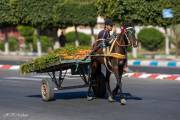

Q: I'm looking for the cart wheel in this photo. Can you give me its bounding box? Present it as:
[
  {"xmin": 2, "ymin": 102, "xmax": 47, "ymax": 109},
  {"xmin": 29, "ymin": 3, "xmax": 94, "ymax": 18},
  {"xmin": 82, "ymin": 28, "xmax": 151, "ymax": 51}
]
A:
[
  {"xmin": 41, "ymin": 78, "xmax": 55, "ymax": 101},
  {"xmin": 92, "ymin": 72, "xmax": 106, "ymax": 98}
]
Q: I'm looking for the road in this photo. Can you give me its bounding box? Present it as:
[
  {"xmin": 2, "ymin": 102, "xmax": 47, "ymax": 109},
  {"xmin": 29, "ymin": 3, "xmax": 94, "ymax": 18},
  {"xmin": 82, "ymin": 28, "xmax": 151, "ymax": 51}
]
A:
[{"xmin": 0, "ymin": 69, "xmax": 180, "ymax": 120}]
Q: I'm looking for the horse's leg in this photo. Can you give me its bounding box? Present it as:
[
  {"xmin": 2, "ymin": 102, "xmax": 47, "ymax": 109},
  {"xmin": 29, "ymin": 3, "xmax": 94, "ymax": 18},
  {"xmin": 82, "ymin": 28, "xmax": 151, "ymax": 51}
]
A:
[
  {"xmin": 118, "ymin": 63, "xmax": 127, "ymax": 105},
  {"xmin": 113, "ymin": 63, "xmax": 126, "ymax": 105},
  {"xmin": 87, "ymin": 60, "xmax": 97, "ymax": 101},
  {"xmin": 111, "ymin": 60, "xmax": 120, "ymax": 98},
  {"xmin": 105, "ymin": 69, "xmax": 115, "ymax": 102}
]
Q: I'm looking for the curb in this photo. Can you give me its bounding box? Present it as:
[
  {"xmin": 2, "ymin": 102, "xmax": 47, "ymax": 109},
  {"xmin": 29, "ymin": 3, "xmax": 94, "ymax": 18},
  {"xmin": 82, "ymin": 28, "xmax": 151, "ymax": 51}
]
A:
[
  {"xmin": 0, "ymin": 65, "xmax": 20, "ymax": 70},
  {"xmin": 123, "ymin": 73, "xmax": 180, "ymax": 81},
  {"xmin": 128, "ymin": 60, "xmax": 180, "ymax": 67}
]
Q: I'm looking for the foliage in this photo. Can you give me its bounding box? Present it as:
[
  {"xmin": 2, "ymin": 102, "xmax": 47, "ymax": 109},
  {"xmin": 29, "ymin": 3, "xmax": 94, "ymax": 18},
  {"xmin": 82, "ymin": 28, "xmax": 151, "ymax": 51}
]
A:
[
  {"xmin": 96, "ymin": 0, "xmax": 180, "ymax": 26},
  {"xmin": 17, "ymin": 25, "xmax": 35, "ymax": 44},
  {"xmin": 0, "ymin": 41, "xmax": 4, "ymax": 51},
  {"xmin": 66, "ymin": 32, "xmax": 91, "ymax": 46},
  {"xmin": 138, "ymin": 28, "xmax": 165, "ymax": 51},
  {"xmin": 9, "ymin": 0, "xmax": 58, "ymax": 28},
  {"xmin": 8, "ymin": 37, "xmax": 19, "ymax": 51},
  {"xmin": 53, "ymin": 0, "xmax": 97, "ymax": 27},
  {"xmin": 20, "ymin": 53, "xmax": 59, "ymax": 74},
  {"xmin": 0, "ymin": 0, "xmax": 19, "ymax": 27},
  {"xmin": 33, "ymin": 36, "xmax": 54, "ymax": 52}
]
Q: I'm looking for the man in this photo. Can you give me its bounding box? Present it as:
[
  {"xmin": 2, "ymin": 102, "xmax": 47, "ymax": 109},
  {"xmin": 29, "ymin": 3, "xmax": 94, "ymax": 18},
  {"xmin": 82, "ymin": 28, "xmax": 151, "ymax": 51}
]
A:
[
  {"xmin": 83, "ymin": 19, "xmax": 114, "ymax": 61},
  {"xmin": 98, "ymin": 19, "xmax": 114, "ymax": 42},
  {"xmin": 90, "ymin": 19, "xmax": 114, "ymax": 55},
  {"xmin": 58, "ymin": 31, "xmax": 67, "ymax": 47}
]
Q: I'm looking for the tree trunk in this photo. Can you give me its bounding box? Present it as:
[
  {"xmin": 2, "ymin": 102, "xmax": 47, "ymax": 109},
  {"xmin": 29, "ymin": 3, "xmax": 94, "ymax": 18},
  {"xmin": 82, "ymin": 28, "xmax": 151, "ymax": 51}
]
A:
[
  {"xmin": 164, "ymin": 27, "xmax": 170, "ymax": 55},
  {"xmin": 172, "ymin": 26, "xmax": 180, "ymax": 57},
  {"xmin": 90, "ymin": 26, "xmax": 95, "ymax": 46},
  {"xmin": 132, "ymin": 48, "xmax": 137, "ymax": 58},
  {"xmin": 53, "ymin": 28, "xmax": 59, "ymax": 49},
  {"xmin": 74, "ymin": 26, "xmax": 79, "ymax": 47},
  {"xmin": 35, "ymin": 29, "xmax": 42, "ymax": 56},
  {"xmin": 4, "ymin": 30, "xmax": 9, "ymax": 55}
]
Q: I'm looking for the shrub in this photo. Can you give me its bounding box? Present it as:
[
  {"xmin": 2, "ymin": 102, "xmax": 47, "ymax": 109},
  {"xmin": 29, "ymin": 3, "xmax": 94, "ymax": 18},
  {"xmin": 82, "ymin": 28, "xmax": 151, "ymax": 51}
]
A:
[
  {"xmin": 138, "ymin": 27, "xmax": 165, "ymax": 51},
  {"xmin": 17, "ymin": 25, "xmax": 35, "ymax": 44},
  {"xmin": 33, "ymin": 36, "xmax": 54, "ymax": 52},
  {"xmin": 8, "ymin": 37, "xmax": 19, "ymax": 51},
  {"xmin": 66, "ymin": 32, "xmax": 91, "ymax": 46},
  {"xmin": 0, "ymin": 41, "xmax": 4, "ymax": 51}
]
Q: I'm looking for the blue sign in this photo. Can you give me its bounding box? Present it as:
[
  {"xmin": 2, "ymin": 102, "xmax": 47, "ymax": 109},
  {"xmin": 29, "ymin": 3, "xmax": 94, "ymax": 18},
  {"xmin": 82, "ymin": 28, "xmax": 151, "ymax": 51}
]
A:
[{"xmin": 163, "ymin": 9, "xmax": 173, "ymax": 18}]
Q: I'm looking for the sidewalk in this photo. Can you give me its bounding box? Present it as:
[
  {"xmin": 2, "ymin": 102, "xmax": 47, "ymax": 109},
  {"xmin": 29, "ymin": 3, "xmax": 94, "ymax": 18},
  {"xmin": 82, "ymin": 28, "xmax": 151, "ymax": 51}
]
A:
[
  {"xmin": 0, "ymin": 53, "xmax": 37, "ymax": 62},
  {"xmin": 128, "ymin": 60, "xmax": 180, "ymax": 67}
]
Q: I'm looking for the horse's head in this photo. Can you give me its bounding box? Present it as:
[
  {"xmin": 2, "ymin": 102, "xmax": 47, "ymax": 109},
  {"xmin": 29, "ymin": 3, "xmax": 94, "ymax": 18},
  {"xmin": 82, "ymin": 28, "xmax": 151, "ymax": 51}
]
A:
[{"xmin": 122, "ymin": 23, "xmax": 138, "ymax": 48}]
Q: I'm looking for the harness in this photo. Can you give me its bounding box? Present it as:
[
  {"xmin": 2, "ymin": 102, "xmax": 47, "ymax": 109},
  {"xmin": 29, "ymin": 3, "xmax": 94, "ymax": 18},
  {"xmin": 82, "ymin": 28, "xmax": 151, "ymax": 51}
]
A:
[{"xmin": 100, "ymin": 26, "xmax": 135, "ymax": 72}]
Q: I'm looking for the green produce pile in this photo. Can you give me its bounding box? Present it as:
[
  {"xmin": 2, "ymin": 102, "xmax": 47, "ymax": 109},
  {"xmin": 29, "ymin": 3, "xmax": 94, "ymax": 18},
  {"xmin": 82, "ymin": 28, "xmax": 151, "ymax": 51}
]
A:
[
  {"xmin": 20, "ymin": 53, "xmax": 60, "ymax": 74},
  {"xmin": 20, "ymin": 46, "xmax": 90, "ymax": 74}
]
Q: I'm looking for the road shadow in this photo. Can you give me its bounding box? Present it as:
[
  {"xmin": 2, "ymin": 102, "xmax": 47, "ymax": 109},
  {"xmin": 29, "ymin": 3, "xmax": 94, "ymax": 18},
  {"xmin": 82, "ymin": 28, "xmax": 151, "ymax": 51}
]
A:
[
  {"xmin": 27, "ymin": 91, "xmax": 88, "ymax": 100},
  {"xmin": 27, "ymin": 92, "xmax": 142, "ymax": 101},
  {"xmin": 114, "ymin": 93, "xmax": 143, "ymax": 101}
]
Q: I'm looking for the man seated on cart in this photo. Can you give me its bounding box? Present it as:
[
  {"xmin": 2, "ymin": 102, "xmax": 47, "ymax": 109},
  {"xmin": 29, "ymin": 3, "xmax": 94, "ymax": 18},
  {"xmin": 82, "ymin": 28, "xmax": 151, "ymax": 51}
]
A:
[{"xmin": 92, "ymin": 19, "xmax": 114, "ymax": 53}]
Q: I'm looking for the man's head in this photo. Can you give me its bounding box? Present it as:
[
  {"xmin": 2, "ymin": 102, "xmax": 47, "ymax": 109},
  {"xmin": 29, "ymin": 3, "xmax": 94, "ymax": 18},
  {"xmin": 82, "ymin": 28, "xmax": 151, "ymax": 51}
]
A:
[{"xmin": 105, "ymin": 19, "xmax": 114, "ymax": 31}]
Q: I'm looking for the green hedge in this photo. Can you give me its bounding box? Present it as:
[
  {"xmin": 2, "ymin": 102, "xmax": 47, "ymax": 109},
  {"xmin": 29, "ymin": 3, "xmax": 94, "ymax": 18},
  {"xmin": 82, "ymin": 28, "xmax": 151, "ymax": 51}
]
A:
[
  {"xmin": 138, "ymin": 28, "xmax": 165, "ymax": 51},
  {"xmin": 0, "ymin": 41, "xmax": 4, "ymax": 51},
  {"xmin": 66, "ymin": 32, "xmax": 91, "ymax": 46},
  {"xmin": 0, "ymin": 38, "xmax": 19, "ymax": 51},
  {"xmin": 33, "ymin": 36, "xmax": 54, "ymax": 52},
  {"xmin": 8, "ymin": 37, "xmax": 19, "ymax": 51}
]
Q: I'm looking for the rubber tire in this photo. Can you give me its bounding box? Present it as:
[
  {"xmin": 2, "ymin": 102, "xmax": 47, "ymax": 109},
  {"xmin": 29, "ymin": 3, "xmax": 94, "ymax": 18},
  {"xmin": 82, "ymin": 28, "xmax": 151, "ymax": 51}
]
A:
[
  {"xmin": 92, "ymin": 72, "xmax": 106, "ymax": 98},
  {"xmin": 41, "ymin": 78, "xmax": 55, "ymax": 101}
]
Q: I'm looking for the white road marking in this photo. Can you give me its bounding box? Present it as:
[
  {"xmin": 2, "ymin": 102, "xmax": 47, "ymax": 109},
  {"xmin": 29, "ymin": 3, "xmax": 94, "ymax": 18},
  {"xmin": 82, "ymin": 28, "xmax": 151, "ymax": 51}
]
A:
[
  {"xmin": 4, "ymin": 75, "xmax": 80, "ymax": 81},
  {"xmin": 4, "ymin": 77, "xmax": 42, "ymax": 81}
]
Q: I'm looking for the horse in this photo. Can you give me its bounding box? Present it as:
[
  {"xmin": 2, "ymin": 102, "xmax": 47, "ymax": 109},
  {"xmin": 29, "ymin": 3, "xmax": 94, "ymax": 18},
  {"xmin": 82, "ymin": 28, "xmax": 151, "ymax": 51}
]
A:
[{"xmin": 87, "ymin": 24, "xmax": 138, "ymax": 105}]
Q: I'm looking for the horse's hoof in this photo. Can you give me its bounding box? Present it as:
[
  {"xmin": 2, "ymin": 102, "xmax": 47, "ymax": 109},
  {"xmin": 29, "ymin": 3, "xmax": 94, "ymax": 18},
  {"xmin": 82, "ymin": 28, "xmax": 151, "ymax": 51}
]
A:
[
  {"xmin": 87, "ymin": 96, "xmax": 93, "ymax": 101},
  {"xmin": 108, "ymin": 96, "xmax": 115, "ymax": 102},
  {"xmin": 120, "ymin": 98, "xmax": 126, "ymax": 105}
]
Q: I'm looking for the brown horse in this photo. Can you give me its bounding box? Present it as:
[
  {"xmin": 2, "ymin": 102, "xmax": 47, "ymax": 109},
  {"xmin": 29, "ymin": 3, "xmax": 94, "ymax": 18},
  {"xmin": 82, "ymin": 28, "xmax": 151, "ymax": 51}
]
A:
[{"xmin": 88, "ymin": 24, "xmax": 138, "ymax": 105}]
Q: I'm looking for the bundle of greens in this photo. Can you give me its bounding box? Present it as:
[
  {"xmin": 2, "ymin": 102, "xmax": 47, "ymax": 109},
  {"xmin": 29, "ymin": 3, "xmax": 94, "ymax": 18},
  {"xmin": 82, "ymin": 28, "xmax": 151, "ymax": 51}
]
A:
[
  {"xmin": 20, "ymin": 46, "xmax": 90, "ymax": 74},
  {"xmin": 20, "ymin": 53, "xmax": 60, "ymax": 74}
]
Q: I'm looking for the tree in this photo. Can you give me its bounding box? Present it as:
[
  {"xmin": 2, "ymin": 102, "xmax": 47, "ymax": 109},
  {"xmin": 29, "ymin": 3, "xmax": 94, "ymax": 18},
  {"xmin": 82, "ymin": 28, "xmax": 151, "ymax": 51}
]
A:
[
  {"xmin": 17, "ymin": 25, "xmax": 35, "ymax": 51},
  {"xmin": 54, "ymin": 0, "xmax": 97, "ymax": 46},
  {"xmin": 96, "ymin": 0, "xmax": 180, "ymax": 26},
  {"xmin": 0, "ymin": 0, "xmax": 19, "ymax": 54},
  {"xmin": 10, "ymin": 0, "xmax": 58, "ymax": 55}
]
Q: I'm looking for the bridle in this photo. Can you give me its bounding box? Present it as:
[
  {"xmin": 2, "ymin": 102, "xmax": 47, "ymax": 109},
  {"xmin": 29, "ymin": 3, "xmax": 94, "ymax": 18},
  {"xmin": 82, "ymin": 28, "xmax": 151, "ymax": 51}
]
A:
[{"xmin": 115, "ymin": 26, "xmax": 136, "ymax": 47}]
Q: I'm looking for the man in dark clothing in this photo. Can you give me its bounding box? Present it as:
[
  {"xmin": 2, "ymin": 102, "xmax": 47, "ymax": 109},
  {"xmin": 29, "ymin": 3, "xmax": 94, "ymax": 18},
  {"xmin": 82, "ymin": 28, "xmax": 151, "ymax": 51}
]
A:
[
  {"xmin": 92, "ymin": 19, "xmax": 114, "ymax": 52},
  {"xmin": 59, "ymin": 31, "xmax": 67, "ymax": 47},
  {"xmin": 97, "ymin": 19, "xmax": 114, "ymax": 47},
  {"xmin": 83, "ymin": 19, "xmax": 114, "ymax": 60}
]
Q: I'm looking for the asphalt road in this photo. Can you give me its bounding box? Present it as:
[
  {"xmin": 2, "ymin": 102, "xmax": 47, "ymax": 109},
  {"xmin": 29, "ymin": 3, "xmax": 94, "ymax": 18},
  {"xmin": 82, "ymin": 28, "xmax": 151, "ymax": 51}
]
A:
[{"xmin": 0, "ymin": 69, "xmax": 180, "ymax": 120}]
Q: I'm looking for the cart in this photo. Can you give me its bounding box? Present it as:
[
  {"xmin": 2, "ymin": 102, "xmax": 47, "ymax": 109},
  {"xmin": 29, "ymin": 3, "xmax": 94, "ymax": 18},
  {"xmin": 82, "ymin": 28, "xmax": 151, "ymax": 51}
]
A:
[{"xmin": 35, "ymin": 59, "xmax": 106, "ymax": 101}]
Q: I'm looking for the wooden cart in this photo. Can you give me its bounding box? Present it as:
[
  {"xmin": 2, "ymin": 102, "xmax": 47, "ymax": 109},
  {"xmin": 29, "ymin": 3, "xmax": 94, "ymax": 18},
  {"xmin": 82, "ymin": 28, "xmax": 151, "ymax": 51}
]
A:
[{"xmin": 34, "ymin": 59, "xmax": 106, "ymax": 101}]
